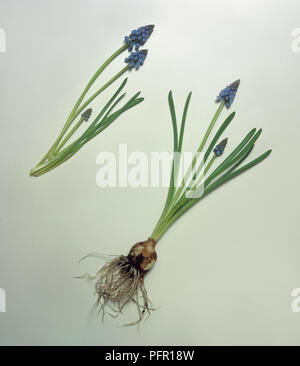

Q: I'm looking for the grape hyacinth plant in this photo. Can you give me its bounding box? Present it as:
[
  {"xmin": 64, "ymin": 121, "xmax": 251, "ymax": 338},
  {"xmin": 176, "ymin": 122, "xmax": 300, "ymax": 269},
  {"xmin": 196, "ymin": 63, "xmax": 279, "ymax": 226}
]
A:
[
  {"xmin": 30, "ymin": 25, "xmax": 154, "ymax": 177},
  {"xmin": 79, "ymin": 80, "xmax": 272, "ymax": 326}
]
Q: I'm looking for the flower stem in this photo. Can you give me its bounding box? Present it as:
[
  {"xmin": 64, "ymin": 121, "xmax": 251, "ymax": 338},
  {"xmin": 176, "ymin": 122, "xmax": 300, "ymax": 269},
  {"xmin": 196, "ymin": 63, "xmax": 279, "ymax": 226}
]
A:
[
  {"xmin": 198, "ymin": 101, "xmax": 225, "ymax": 153},
  {"xmin": 71, "ymin": 65, "xmax": 130, "ymax": 123},
  {"xmin": 31, "ymin": 65, "xmax": 130, "ymax": 175},
  {"xmin": 70, "ymin": 43, "xmax": 129, "ymax": 121},
  {"xmin": 34, "ymin": 43, "xmax": 129, "ymax": 167},
  {"xmin": 55, "ymin": 116, "xmax": 85, "ymax": 153},
  {"xmin": 47, "ymin": 65, "xmax": 130, "ymax": 159}
]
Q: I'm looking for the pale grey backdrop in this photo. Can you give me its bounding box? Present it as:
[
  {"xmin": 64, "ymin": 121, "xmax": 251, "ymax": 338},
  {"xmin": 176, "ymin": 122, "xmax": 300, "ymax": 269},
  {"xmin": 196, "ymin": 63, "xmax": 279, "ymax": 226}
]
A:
[{"xmin": 1, "ymin": 0, "xmax": 300, "ymax": 345}]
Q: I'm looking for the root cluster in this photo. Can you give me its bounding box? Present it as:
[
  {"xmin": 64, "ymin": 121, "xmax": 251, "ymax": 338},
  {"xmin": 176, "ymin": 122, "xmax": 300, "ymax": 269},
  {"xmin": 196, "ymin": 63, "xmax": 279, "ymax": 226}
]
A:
[{"xmin": 79, "ymin": 255, "xmax": 152, "ymax": 326}]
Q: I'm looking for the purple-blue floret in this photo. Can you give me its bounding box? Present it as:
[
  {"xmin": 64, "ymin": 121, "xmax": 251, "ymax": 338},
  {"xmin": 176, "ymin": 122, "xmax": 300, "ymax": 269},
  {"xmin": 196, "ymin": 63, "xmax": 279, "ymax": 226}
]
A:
[
  {"xmin": 213, "ymin": 138, "xmax": 228, "ymax": 157},
  {"xmin": 125, "ymin": 25, "xmax": 154, "ymax": 51},
  {"xmin": 125, "ymin": 50, "xmax": 148, "ymax": 70},
  {"xmin": 216, "ymin": 80, "xmax": 240, "ymax": 109}
]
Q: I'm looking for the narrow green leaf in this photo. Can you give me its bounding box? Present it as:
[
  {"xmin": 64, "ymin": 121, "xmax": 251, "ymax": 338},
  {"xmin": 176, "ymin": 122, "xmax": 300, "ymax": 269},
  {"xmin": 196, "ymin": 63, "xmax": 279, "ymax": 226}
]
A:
[
  {"xmin": 178, "ymin": 92, "xmax": 192, "ymax": 153},
  {"xmin": 204, "ymin": 112, "xmax": 235, "ymax": 162},
  {"xmin": 80, "ymin": 78, "xmax": 128, "ymax": 139},
  {"xmin": 168, "ymin": 91, "xmax": 178, "ymax": 153},
  {"xmin": 226, "ymin": 144, "xmax": 254, "ymax": 175},
  {"xmin": 159, "ymin": 149, "xmax": 272, "ymax": 237},
  {"xmin": 205, "ymin": 128, "xmax": 257, "ymax": 183},
  {"xmin": 204, "ymin": 149, "xmax": 272, "ymax": 196},
  {"xmin": 91, "ymin": 96, "xmax": 144, "ymax": 138}
]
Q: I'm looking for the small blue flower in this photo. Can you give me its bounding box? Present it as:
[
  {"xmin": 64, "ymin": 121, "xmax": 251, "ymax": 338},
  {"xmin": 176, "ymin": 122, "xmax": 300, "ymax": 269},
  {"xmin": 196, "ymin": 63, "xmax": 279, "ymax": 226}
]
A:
[
  {"xmin": 213, "ymin": 138, "xmax": 228, "ymax": 157},
  {"xmin": 125, "ymin": 25, "xmax": 154, "ymax": 51},
  {"xmin": 125, "ymin": 50, "xmax": 148, "ymax": 70},
  {"xmin": 216, "ymin": 80, "xmax": 240, "ymax": 109}
]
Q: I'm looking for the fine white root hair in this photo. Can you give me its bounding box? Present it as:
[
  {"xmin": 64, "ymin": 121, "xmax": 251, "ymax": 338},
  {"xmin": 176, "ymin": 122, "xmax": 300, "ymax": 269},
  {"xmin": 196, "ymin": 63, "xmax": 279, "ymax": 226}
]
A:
[{"xmin": 77, "ymin": 254, "xmax": 153, "ymax": 326}]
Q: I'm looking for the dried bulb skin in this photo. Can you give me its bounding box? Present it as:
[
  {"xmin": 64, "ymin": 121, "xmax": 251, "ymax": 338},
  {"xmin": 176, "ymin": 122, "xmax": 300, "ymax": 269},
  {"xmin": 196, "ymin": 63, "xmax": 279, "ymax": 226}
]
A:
[{"xmin": 127, "ymin": 238, "xmax": 157, "ymax": 272}]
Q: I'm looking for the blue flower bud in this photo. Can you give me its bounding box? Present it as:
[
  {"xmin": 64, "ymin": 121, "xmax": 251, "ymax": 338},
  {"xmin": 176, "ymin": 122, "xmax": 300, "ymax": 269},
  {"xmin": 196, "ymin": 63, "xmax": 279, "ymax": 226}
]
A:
[
  {"xmin": 213, "ymin": 138, "xmax": 228, "ymax": 156},
  {"xmin": 125, "ymin": 49, "xmax": 148, "ymax": 70},
  {"xmin": 81, "ymin": 108, "xmax": 92, "ymax": 122}
]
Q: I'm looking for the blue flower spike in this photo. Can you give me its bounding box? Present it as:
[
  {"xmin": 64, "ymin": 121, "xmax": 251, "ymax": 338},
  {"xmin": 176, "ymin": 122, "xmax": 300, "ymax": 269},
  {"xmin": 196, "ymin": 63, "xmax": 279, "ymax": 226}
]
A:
[
  {"xmin": 125, "ymin": 50, "xmax": 148, "ymax": 70},
  {"xmin": 125, "ymin": 25, "xmax": 155, "ymax": 51},
  {"xmin": 216, "ymin": 79, "xmax": 240, "ymax": 109},
  {"xmin": 213, "ymin": 138, "xmax": 228, "ymax": 157}
]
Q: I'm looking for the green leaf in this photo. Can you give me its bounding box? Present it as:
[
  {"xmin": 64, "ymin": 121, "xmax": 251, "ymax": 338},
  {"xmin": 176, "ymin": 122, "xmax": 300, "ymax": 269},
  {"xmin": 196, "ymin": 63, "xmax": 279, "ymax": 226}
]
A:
[
  {"xmin": 80, "ymin": 78, "xmax": 128, "ymax": 140},
  {"xmin": 226, "ymin": 144, "xmax": 254, "ymax": 174},
  {"xmin": 178, "ymin": 92, "xmax": 192, "ymax": 153},
  {"xmin": 157, "ymin": 149, "xmax": 272, "ymax": 239},
  {"xmin": 204, "ymin": 112, "xmax": 235, "ymax": 162},
  {"xmin": 205, "ymin": 128, "xmax": 257, "ymax": 184},
  {"xmin": 204, "ymin": 149, "xmax": 272, "ymax": 196},
  {"xmin": 168, "ymin": 91, "xmax": 178, "ymax": 153}
]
